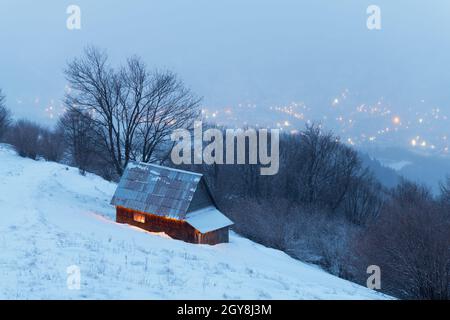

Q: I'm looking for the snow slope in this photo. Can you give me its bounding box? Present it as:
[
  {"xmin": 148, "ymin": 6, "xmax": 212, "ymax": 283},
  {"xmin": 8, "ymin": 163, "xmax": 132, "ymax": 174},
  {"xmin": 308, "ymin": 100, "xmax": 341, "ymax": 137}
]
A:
[{"xmin": 0, "ymin": 145, "xmax": 388, "ymax": 299}]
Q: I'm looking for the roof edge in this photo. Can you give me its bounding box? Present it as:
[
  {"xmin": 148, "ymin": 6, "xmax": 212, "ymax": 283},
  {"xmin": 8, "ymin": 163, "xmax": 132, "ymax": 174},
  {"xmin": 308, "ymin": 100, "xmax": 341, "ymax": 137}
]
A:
[{"xmin": 128, "ymin": 161, "xmax": 203, "ymax": 177}]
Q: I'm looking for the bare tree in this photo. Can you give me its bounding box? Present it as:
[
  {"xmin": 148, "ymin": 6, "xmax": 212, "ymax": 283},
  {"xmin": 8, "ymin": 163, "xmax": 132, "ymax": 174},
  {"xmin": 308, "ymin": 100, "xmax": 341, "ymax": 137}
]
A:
[
  {"xmin": 64, "ymin": 47, "xmax": 123, "ymax": 174},
  {"xmin": 64, "ymin": 47, "xmax": 200, "ymax": 176},
  {"xmin": 343, "ymin": 172, "xmax": 384, "ymax": 225},
  {"xmin": 0, "ymin": 89, "xmax": 12, "ymax": 141},
  {"xmin": 298, "ymin": 125, "xmax": 340, "ymax": 204},
  {"xmin": 131, "ymin": 68, "xmax": 200, "ymax": 163},
  {"xmin": 58, "ymin": 109, "xmax": 99, "ymax": 174},
  {"xmin": 279, "ymin": 124, "xmax": 363, "ymax": 212},
  {"xmin": 38, "ymin": 128, "xmax": 66, "ymax": 162},
  {"xmin": 355, "ymin": 181, "xmax": 450, "ymax": 299}
]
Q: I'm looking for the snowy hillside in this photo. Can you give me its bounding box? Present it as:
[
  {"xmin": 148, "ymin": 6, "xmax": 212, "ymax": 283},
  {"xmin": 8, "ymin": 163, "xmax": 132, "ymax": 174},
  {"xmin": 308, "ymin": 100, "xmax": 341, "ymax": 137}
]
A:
[{"xmin": 0, "ymin": 144, "xmax": 388, "ymax": 299}]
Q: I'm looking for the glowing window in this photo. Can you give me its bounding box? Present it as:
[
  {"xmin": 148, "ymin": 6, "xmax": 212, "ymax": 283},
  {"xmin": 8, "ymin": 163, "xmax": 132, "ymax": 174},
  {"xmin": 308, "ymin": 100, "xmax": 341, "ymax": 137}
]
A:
[{"xmin": 133, "ymin": 213, "xmax": 146, "ymax": 223}]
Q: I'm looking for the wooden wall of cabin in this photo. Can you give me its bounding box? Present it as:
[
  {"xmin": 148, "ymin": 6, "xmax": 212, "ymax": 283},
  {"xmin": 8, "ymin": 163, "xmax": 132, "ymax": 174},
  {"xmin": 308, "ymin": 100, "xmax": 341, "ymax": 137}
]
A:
[
  {"xmin": 116, "ymin": 206, "xmax": 198, "ymax": 243},
  {"xmin": 199, "ymin": 227, "xmax": 229, "ymax": 245},
  {"xmin": 116, "ymin": 206, "xmax": 230, "ymax": 245}
]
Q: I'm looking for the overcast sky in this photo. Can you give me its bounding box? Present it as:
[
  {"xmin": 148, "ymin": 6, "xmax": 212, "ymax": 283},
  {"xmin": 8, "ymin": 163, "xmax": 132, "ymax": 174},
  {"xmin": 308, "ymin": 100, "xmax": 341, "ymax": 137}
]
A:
[{"xmin": 1, "ymin": 0, "xmax": 450, "ymax": 127}]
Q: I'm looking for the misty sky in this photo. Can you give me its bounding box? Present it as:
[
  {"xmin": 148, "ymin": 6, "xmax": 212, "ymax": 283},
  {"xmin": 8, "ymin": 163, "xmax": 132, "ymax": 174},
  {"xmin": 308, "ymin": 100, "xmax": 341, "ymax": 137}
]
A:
[{"xmin": 1, "ymin": 0, "xmax": 450, "ymax": 140}]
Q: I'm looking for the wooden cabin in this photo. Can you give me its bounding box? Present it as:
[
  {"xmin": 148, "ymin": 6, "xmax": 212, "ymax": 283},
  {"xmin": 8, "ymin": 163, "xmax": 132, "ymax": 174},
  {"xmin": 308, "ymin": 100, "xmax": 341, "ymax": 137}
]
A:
[{"xmin": 110, "ymin": 162, "xmax": 233, "ymax": 245}]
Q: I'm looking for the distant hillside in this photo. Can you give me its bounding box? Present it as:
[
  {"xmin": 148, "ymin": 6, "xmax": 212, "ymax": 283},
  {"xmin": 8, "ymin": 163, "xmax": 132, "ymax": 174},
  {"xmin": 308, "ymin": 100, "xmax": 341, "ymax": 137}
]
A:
[
  {"xmin": 361, "ymin": 147, "xmax": 450, "ymax": 193},
  {"xmin": 359, "ymin": 152, "xmax": 401, "ymax": 189}
]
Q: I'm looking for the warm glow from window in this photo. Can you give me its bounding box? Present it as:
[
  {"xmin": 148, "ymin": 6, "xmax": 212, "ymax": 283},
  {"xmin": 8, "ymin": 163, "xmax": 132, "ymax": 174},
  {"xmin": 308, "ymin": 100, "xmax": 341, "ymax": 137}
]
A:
[{"xmin": 133, "ymin": 213, "xmax": 146, "ymax": 223}]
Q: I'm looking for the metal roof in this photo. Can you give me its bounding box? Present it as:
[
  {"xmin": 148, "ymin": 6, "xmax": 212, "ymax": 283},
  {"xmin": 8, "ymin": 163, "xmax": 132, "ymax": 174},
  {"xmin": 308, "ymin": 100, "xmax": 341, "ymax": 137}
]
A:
[
  {"xmin": 185, "ymin": 206, "xmax": 234, "ymax": 233},
  {"xmin": 111, "ymin": 162, "xmax": 202, "ymax": 219}
]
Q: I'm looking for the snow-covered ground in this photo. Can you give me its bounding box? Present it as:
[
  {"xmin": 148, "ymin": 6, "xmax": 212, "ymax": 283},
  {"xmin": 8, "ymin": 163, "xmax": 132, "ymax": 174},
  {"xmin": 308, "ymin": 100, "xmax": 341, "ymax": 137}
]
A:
[{"xmin": 0, "ymin": 144, "xmax": 388, "ymax": 299}]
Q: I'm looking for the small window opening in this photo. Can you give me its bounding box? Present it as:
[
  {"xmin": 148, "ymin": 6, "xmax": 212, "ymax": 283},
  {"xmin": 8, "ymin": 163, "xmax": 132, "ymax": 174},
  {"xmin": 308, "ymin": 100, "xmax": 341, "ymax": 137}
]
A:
[{"xmin": 133, "ymin": 213, "xmax": 146, "ymax": 223}]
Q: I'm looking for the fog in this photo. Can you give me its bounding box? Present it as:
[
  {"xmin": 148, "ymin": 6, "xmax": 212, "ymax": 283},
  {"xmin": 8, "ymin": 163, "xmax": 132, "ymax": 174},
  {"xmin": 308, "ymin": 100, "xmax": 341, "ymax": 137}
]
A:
[{"xmin": 1, "ymin": 0, "xmax": 449, "ymax": 132}]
